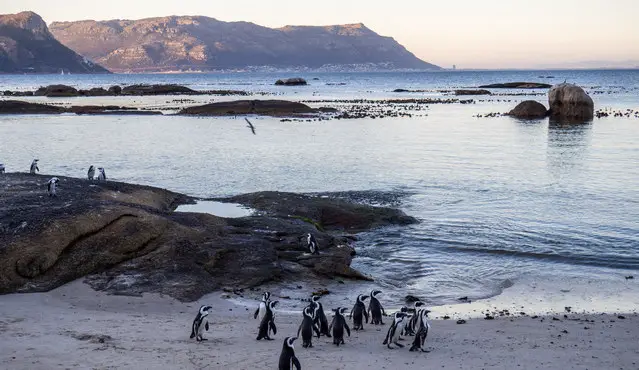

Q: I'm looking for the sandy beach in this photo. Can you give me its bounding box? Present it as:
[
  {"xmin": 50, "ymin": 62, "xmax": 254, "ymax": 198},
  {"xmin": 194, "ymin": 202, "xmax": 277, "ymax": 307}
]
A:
[{"xmin": 1, "ymin": 280, "xmax": 637, "ymax": 370}]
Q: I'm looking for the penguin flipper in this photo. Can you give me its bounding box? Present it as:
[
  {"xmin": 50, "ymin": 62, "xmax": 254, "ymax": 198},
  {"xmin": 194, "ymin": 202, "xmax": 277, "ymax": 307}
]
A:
[
  {"xmin": 364, "ymin": 309, "xmax": 369, "ymax": 323},
  {"xmin": 381, "ymin": 305, "xmax": 386, "ymax": 316},
  {"xmin": 313, "ymin": 323, "xmax": 321, "ymax": 338},
  {"xmin": 253, "ymin": 307, "xmax": 259, "ymax": 319},
  {"xmin": 345, "ymin": 323, "xmax": 351, "ymax": 337},
  {"xmin": 270, "ymin": 321, "xmax": 277, "ymax": 335},
  {"xmin": 328, "ymin": 317, "xmax": 334, "ymax": 333},
  {"xmin": 297, "ymin": 324, "xmax": 302, "ymax": 339},
  {"xmin": 292, "ymin": 356, "xmax": 301, "ymax": 370},
  {"xmin": 205, "ymin": 322, "xmax": 209, "ymax": 331}
]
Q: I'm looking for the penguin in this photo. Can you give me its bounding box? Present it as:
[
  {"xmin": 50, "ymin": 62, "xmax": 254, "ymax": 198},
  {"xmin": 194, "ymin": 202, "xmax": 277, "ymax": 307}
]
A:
[
  {"xmin": 256, "ymin": 300, "xmax": 278, "ymax": 340},
  {"xmin": 47, "ymin": 177, "xmax": 60, "ymax": 197},
  {"xmin": 409, "ymin": 309, "xmax": 431, "ymax": 352},
  {"xmin": 383, "ymin": 312, "xmax": 408, "ymax": 349},
  {"xmin": 309, "ymin": 295, "xmax": 331, "ymax": 337},
  {"xmin": 87, "ymin": 165, "xmax": 95, "ymax": 180},
  {"xmin": 408, "ymin": 301, "xmax": 426, "ymax": 334},
  {"xmin": 368, "ymin": 290, "xmax": 386, "ymax": 325},
  {"xmin": 399, "ymin": 306, "xmax": 414, "ymax": 337},
  {"xmin": 278, "ymin": 337, "xmax": 301, "ymax": 370},
  {"xmin": 0, "ymin": 163, "xmax": 5, "ymax": 174},
  {"xmin": 97, "ymin": 167, "xmax": 107, "ymax": 181},
  {"xmin": 30, "ymin": 159, "xmax": 39, "ymax": 174},
  {"xmin": 254, "ymin": 291, "xmax": 271, "ymax": 324},
  {"xmin": 190, "ymin": 305, "xmax": 212, "ymax": 342},
  {"xmin": 305, "ymin": 233, "xmax": 319, "ymax": 255},
  {"xmin": 297, "ymin": 306, "xmax": 320, "ymax": 348},
  {"xmin": 329, "ymin": 307, "xmax": 350, "ymax": 346},
  {"xmin": 349, "ymin": 294, "xmax": 369, "ymax": 331}
]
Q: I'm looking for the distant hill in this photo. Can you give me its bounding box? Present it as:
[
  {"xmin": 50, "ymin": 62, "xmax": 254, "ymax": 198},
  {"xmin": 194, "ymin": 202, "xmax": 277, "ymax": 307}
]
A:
[
  {"xmin": 0, "ymin": 11, "xmax": 109, "ymax": 74},
  {"xmin": 49, "ymin": 16, "xmax": 440, "ymax": 72}
]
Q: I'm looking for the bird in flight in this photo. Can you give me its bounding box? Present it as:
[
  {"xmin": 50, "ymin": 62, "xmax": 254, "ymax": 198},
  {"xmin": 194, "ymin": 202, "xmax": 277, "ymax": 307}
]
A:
[{"xmin": 245, "ymin": 118, "xmax": 256, "ymax": 135}]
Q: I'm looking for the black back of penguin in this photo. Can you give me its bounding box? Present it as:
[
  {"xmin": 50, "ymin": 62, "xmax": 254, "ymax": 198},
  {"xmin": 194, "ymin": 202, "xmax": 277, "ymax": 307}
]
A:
[
  {"xmin": 368, "ymin": 290, "xmax": 386, "ymax": 325},
  {"xmin": 278, "ymin": 337, "xmax": 301, "ymax": 370},
  {"xmin": 350, "ymin": 294, "xmax": 369, "ymax": 330},
  {"xmin": 330, "ymin": 307, "xmax": 351, "ymax": 346}
]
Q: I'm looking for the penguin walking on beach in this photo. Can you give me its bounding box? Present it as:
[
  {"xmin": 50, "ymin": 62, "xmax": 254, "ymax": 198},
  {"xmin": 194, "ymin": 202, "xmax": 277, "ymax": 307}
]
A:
[
  {"xmin": 254, "ymin": 291, "xmax": 271, "ymax": 324},
  {"xmin": 329, "ymin": 307, "xmax": 351, "ymax": 346},
  {"xmin": 0, "ymin": 163, "xmax": 5, "ymax": 174},
  {"xmin": 47, "ymin": 177, "xmax": 60, "ymax": 197},
  {"xmin": 407, "ymin": 301, "xmax": 426, "ymax": 334},
  {"xmin": 190, "ymin": 305, "xmax": 212, "ymax": 342},
  {"xmin": 297, "ymin": 306, "xmax": 320, "ymax": 348},
  {"xmin": 97, "ymin": 167, "xmax": 107, "ymax": 181},
  {"xmin": 256, "ymin": 300, "xmax": 278, "ymax": 340},
  {"xmin": 87, "ymin": 165, "xmax": 95, "ymax": 180},
  {"xmin": 399, "ymin": 306, "xmax": 413, "ymax": 338},
  {"xmin": 383, "ymin": 312, "xmax": 408, "ymax": 349},
  {"xmin": 278, "ymin": 337, "xmax": 302, "ymax": 370},
  {"xmin": 409, "ymin": 309, "xmax": 431, "ymax": 352},
  {"xmin": 305, "ymin": 233, "xmax": 320, "ymax": 255},
  {"xmin": 368, "ymin": 290, "xmax": 386, "ymax": 325},
  {"xmin": 309, "ymin": 295, "xmax": 331, "ymax": 337},
  {"xmin": 30, "ymin": 159, "xmax": 39, "ymax": 174},
  {"xmin": 349, "ymin": 294, "xmax": 369, "ymax": 331}
]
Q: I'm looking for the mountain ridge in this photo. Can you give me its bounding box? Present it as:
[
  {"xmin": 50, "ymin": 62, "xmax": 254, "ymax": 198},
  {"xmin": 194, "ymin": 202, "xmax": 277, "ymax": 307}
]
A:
[{"xmin": 49, "ymin": 15, "xmax": 440, "ymax": 72}]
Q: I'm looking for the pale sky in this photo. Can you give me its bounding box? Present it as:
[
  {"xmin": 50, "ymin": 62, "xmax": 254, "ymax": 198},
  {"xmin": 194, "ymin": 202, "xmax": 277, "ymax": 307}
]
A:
[{"xmin": 3, "ymin": 0, "xmax": 639, "ymax": 69}]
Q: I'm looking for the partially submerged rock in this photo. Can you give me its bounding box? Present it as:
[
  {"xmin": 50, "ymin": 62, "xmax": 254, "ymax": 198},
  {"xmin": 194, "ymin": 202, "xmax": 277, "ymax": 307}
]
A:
[
  {"xmin": 275, "ymin": 78, "xmax": 308, "ymax": 86},
  {"xmin": 508, "ymin": 100, "xmax": 548, "ymax": 119},
  {"xmin": 455, "ymin": 89, "xmax": 491, "ymax": 96},
  {"xmin": 34, "ymin": 84, "xmax": 79, "ymax": 97},
  {"xmin": 548, "ymin": 83, "xmax": 594, "ymax": 122},
  {"xmin": 479, "ymin": 82, "xmax": 552, "ymax": 89},
  {"xmin": 0, "ymin": 100, "xmax": 161, "ymax": 115},
  {"xmin": 0, "ymin": 100, "xmax": 65, "ymax": 114},
  {"xmin": 121, "ymin": 84, "xmax": 197, "ymax": 95},
  {"xmin": 178, "ymin": 100, "xmax": 318, "ymax": 117}
]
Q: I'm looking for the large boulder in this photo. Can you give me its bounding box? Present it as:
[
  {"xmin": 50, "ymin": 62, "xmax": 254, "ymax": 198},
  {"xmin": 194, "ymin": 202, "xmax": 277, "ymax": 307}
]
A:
[
  {"xmin": 455, "ymin": 89, "xmax": 491, "ymax": 96},
  {"xmin": 275, "ymin": 78, "xmax": 308, "ymax": 86},
  {"xmin": 548, "ymin": 83, "xmax": 594, "ymax": 122},
  {"xmin": 479, "ymin": 82, "xmax": 552, "ymax": 89},
  {"xmin": 121, "ymin": 84, "xmax": 197, "ymax": 95},
  {"xmin": 508, "ymin": 100, "xmax": 548, "ymax": 119},
  {"xmin": 178, "ymin": 100, "xmax": 317, "ymax": 117},
  {"xmin": 34, "ymin": 84, "xmax": 79, "ymax": 97}
]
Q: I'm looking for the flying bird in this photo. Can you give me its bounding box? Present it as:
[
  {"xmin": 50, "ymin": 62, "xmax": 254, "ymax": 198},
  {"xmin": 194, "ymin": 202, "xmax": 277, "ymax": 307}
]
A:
[{"xmin": 245, "ymin": 118, "xmax": 256, "ymax": 135}]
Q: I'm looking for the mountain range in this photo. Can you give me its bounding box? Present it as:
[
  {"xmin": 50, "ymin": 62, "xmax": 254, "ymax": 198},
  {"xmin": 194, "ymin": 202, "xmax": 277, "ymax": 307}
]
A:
[
  {"xmin": 48, "ymin": 15, "xmax": 440, "ymax": 73},
  {"xmin": 0, "ymin": 11, "xmax": 108, "ymax": 74}
]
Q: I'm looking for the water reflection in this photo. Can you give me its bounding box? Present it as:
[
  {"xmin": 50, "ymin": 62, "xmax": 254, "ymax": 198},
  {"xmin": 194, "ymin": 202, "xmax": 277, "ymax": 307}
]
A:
[{"xmin": 546, "ymin": 120, "xmax": 593, "ymax": 180}]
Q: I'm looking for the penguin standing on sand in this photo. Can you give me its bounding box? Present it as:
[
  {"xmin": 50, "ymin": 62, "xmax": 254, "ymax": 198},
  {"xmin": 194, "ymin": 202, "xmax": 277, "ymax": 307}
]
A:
[
  {"xmin": 383, "ymin": 312, "xmax": 408, "ymax": 349},
  {"xmin": 368, "ymin": 290, "xmax": 386, "ymax": 325},
  {"xmin": 190, "ymin": 305, "xmax": 212, "ymax": 342},
  {"xmin": 329, "ymin": 307, "xmax": 351, "ymax": 346},
  {"xmin": 30, "ymin": 159, "xmax": 39, "ymax": 174},
  {"xmin": 97, "ymin": 167, "xmax": 106, "ymax": 181},
  {"xmin": 47, "ymin": 177, "xmax": 60, "ymax": 197},
  {"xmin": 305, "ymin": 233, "xmax": 320, "ymax": 255},
  {"xmin": 409, "ymin": 309, "xmax": 431, "ymax": 352},
  {"xmin": 87, "ymin": 165, "xmax": 95, "ymax": 180},
  {"xmin": 278, "ymin": 337, "xmax": 301, "ymax": 370},
  {"xmin": 256, "ymin": 300, "xmax": 278, "ymax": 340},
  {"xmin": 0, "ymin": 163, "xmax": 5, "ymax": 174},
  {"xmin": 399, "ymin": 306, "xmax": 414, "ymax": 337},
  {"xmin": 407, "ymin": 301, "xmax": 426, "ymax": 334},
  {"xmin": 350, "ymin": 294, "xmax": 369, "ymax": 330},
  {"xmin": 254, "ymin": 291, "xmax": 271, "ymax": 324},
  {"xmin": 309, "ymin": 295, "xmax": 331, "ymax": 337},
  {"xmin": 297, "ymin": 306, "xmax": 320, "ymax": 348}
]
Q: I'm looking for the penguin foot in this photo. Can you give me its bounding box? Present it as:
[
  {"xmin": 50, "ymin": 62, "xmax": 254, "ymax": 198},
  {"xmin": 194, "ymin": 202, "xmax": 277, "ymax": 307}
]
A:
[{"xmin": 395, "ymin": 342, "xmax": 404, "ymax": 348}]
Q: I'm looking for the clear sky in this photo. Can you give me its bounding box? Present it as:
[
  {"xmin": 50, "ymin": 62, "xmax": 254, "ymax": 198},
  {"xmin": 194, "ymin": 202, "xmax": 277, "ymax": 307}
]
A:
[{"xmin": 3, "ymin": 0, "xmax": 639, "ymax": 69}]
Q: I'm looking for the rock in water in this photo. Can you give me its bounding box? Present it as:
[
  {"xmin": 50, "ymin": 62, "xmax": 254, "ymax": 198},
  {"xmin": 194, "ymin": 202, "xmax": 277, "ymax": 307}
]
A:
[
  {"xmin": 548, "ymin": 83, "xmax": 594, "ymax": 122},
  {"xmin": 508, "ymin": 100, "xmax": 548, "ymax": 119},
  {"xmin": 34, "ymin": 85, "xmax": 79, "ymax": 97},
  {"xmin": 275, "ymin": 78, "xmax": 308, "ymax": 86}
]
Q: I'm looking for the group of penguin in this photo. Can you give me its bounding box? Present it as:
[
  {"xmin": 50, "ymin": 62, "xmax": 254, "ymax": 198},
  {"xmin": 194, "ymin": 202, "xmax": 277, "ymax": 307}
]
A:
[
  {"xmin": 190, "ymin": 289, "xmax": 432, "ymax": 370},
  {"xmin": 0, "ymin": 159, "xmax": 108, "ymax": 197}
]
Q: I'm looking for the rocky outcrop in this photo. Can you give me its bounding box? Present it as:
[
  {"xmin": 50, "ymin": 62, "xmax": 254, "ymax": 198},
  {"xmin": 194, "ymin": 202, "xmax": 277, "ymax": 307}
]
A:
[
  {"xmin": 0, "ymin": 11, "xmax": 109, "ymax": 73},
  {"xmin": 275, "ymin": 78, "xmax": 308, "ymax": 86},
  {"xmin": 508, "ymin": 100, "xmax": 548, "ymax": 119},
  {"xmin": 49, "ymin": 17, "xmax": 441, "ymax": 72},
  {"xmin": 2, "ymin": 84, "xmax": 251, "ymax": 97},
  {"xmin": 178, "ymin": 100, "xmax": 318, "ymax": 117},
  {"xmin": 479, "ymin": 82, "xmax": 552, "ymax": 89},
  {"xmin": 548, "ymin": 83, "xmax": 594, "ymax": 122},
  {"xmin": 121, "ymin": 84, "xmax": 197, "ymax": 95},
  {"xmin": 34, "ymin": 84, "xmax": 79, "ymax": 97},
  {"xmin": 0, "ymin": 100, "xmax": 65, "ymax": 114},
  {"xmin": 0, "ymin": 174, "xmax": 416, "ymax": 301},
  {"xmin": 455, "ymin": 89, "xmax": 491, "ymax": 96}
]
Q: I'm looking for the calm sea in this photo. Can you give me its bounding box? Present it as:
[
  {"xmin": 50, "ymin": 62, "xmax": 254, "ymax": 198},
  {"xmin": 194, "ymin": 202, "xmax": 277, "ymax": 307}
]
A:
[{"xmin": 1, "ymin": 70, "xmax": 637, "ymax": 305}]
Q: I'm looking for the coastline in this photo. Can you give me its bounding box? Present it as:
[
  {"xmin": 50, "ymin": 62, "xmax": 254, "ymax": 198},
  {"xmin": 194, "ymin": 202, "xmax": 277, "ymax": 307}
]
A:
[{"xmin": 1, "ymin": 279, "xmax": 637, "ymax": 370}]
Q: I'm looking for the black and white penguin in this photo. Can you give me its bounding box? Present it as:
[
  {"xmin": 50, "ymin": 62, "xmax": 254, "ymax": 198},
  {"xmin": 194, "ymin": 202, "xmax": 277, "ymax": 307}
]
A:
[
  {"xmin": 254, "ymin": 291, "xmax": 271, "ymax": 323},
  {"xmin": 278, "ymin": 337, "xmax": 301, "ymax": 370},
  {"xmin": 256, "ymin": 300, "xmax": 278, "ymax": 340},
  {"xmin": 349, "ymin": 294, "xmax": 369, "ymax": 331},
  {"xmin": 329, "ymin": 307, "xmax": 351, "ymax": 346},
  {"xmin": 87, "ymin": 165, "xmax": 95, "ymax": 180},
  {"xmin": 383, "ymin": 312, "xmax": 408, "ymax": 349},
  {"xmin": 190, "ymin": 305, "xmax": 212, "ymax": 341},
  {"xmin": 30, "ymin": 159, "xmax": 39, "ymax": 174},
  {"xmin": 97, "ymin": 167, "xmax": 106, "ymax": 181},
  {"xmin": 309, "ymin": 295, "xmax": 331, "ymax": 337},
  {"xmin": 399, "ymin": 306, "xmax": 414, "ymax": 337},
  {"xmin": 407, "ymin": 301, "xmax": 426, "ymax": 334},
  {"xmin": 368, "ymin": 290, "xmax": 386, "ymax": 325},
  {"xmin": 305, "ymin": 233, "xmax": 319, "ymax": 255},
  {"xmin": 409, "ymin": 309, "xmax": 431, "ymax": 352},
  {"xmin": 0, "ymin": 163, "xmax": 5, "ymax": 174},
  {"xmin": 297, "ymin": 306, "xmax": 320, "ymax": 348},
  {"xmin": 47, "ymin": 177, "xmax": 60, "ymax": 197}
]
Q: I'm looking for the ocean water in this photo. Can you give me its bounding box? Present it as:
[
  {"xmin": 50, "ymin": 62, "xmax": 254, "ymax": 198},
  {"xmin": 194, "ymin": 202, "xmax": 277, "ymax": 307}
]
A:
[{"xmin": 1, "ymin": 70, "xmax": 638, "ymax": 307}]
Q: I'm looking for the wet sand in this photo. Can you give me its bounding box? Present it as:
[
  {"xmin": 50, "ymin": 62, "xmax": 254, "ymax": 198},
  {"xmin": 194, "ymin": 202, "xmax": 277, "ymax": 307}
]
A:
[{"xmin": 1, "ymin": 280, "xmax": 637, "ymax": 370}]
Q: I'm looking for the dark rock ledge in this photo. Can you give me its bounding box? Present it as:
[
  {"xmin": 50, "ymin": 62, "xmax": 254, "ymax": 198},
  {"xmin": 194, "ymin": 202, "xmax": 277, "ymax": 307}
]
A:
[{"xmin": 0, "ymin": 173, "xmax": 417, "ymax": 301}]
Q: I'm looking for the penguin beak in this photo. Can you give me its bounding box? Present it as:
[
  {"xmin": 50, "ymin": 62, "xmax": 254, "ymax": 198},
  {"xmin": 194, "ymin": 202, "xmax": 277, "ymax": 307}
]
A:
[{"xmin": 291, "ymin": 337, "xmax": 297, "ymax": 343}]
